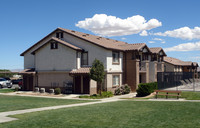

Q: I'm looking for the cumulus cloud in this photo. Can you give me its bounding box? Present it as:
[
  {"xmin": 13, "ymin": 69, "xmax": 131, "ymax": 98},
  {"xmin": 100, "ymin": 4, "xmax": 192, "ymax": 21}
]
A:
[
  {"xmin": 153, "ymin": 38, "xmax": 166, "ymax": 43},
  {"xmin": 140, "ymin": 30, "xmax": 148, "ymax": 36},
  {"xmin": 76, "ymin": 14, "xmax": 162, "ymax": 37},
  {"xmin": 164, "ymin": 42, "xmax": 200, "ymax": 52},
  {"xmin": 121, "ymin": 37, "xmax": 126, "ymax": 40},
  {"xmin": 154, "ymin": 27, "xmax": 200, "ymax": 40},
  {"xmin": 148, "ymin": 41, "xmax": 155, "ymax": 43}
]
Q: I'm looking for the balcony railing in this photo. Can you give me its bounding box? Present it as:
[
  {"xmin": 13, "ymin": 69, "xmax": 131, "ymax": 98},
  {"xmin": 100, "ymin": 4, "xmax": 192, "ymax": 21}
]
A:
[{"xmin": 139, "ymin": 61, "xmax": 146, "ymax": 71}]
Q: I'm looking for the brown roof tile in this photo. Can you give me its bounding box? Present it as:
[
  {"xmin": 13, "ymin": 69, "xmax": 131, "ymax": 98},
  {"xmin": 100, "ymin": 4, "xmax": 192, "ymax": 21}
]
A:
[
  {"xmin": 31, "ymin": 37, "xmax": 82, "ymax": 54},
  {"xmin": 149, "ymin": 47, "xmax": 167, "ymax": 56},
  {"xmin": 70, "ymin": 67, "xmax": 91, "ymax": 74},
  {"xmin": 20, "ymin": 68, "xmax": 35, "ymax": 74},
  {"xmin": 164, "ymin": 57, "xmax": 194, "ymax": 66},
  {"xmin": 118, "ymin": 43, "xmax": 146, "ymax": 51},
  {"xmin": 21, "ymin": 27, "xmax": 152, "ymax": 56}
]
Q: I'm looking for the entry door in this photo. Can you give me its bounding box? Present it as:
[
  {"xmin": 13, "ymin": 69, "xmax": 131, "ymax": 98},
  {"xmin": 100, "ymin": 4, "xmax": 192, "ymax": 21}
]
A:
[
  {"xmin": 83, "ymin": 76, "xmax": 90, "ymax": 94},
  {"xmin": 74, "ymin": 76, "xmax": 81, "ymax": 94}
]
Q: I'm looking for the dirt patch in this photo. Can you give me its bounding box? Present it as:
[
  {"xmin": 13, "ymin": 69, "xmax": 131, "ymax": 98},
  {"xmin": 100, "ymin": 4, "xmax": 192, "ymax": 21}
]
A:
[{"xmin": 17, "ymin": 92, "xmax": 64, "ymax": 97}]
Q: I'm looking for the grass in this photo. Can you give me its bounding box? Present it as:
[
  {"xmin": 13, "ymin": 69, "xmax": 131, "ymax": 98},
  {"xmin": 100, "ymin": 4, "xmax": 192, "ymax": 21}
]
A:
[
  {"xmin": 181, "ymin": 91, "xmax": 200, "ymax": 100},
  {"xmin": 0, "ymin": 89, "xmax": 15, "ymax": 93},
  {"xmin": 79, "ymin": 91, "xmax": 114, "ymax": 99},
  {"xmin": 0, "ymin": 95, "xmax": 94, "ymax": 112},
  {"xmin": 1, "ymin": 101, "xmax": 200, "ymax": 128},
  {"xmin": 154, "ymin": 91, "xmax": 200, "ymax": 100}
]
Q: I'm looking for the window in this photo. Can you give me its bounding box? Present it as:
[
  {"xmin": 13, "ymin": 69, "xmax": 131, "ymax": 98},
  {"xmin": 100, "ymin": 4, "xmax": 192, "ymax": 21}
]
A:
[
  {"xmin": 50, "ymin": 42, "xmax": 58, "ymax": 49},
  {"xmin": 142, "ymin": 54, "xmax": 148, "ymax": 61},
  {"xmin": 56, "ymin": 32, "xmax": 63, "ymax": 39},
  {"xmin": 113, "ymin": 75, "xmax": 120, "ymax": 86},
  {"xmin": 81, "ymin": 52, "xmax": 88, "ymax": 66},
  {"xmin": 112, "ymin": 51, "xmax": 119, "ymax": 64}
]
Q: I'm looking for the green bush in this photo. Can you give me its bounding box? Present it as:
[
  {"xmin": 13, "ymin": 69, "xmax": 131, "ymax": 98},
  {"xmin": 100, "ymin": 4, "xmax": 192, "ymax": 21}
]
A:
[
  {"xmin": 136, "ymin": 82, "xmax": 157, "ymax": 97},
  {"xmin": 54, "ymin": 88, "xmax": 61, "ymax": 95},
  {"xmin": 15, "ymin": 87, "xmax": 19, "ymax": 92},
  {"xmin": 101, "ymin": 91, "xmax": 113, "ymax": 97},
  {"xmin": 114, "ymin": 84, "xmax": 131, "ymax": 95},
  {"xmin": 114, "ymin": 87, "xmax": 122, "ymax": 95}
]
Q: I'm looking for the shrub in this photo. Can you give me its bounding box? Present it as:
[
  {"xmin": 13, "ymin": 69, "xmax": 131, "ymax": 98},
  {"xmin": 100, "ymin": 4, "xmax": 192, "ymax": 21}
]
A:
[
  {"xmin": 54, "ymin": 88, "xmax": 61, "ymax": 95},
  {"xmin": 136, "ymin": 82, "xmax": 157, "ymax": 97},
  {"xmin": 114, "ymin": 87, "xmax": 122, "ymax": 95},
  {"xmin": 114, "ymin": 84, "xmax": 131, "ymax": 95},
  {"xmin": 122, "ymin": 84, "xmax": 131, "ymax": 94},
  {"xmin": 79, "ymin": 95, "xmax": 90, "ymax": 98},
  {"xmin": 15, "ymin": 87, "xmax": 19, "ymax": 92},
  {"xmin": 101, "ymin": 91, "xmax": 113, "ymax": 97}
]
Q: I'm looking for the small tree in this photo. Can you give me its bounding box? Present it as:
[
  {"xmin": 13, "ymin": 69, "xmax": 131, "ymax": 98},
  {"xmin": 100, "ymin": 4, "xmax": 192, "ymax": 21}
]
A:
[{"xmin": 89, "ymin": 59, "xmax": 105, "ymax": 95}]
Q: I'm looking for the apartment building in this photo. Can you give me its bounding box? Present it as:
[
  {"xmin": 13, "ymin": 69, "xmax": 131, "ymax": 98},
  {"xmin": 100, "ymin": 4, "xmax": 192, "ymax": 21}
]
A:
[
  {"xmin": 164, "ymin": 57, "xmax": 199, "ymax": 77},
  {"xmin": 20, "ymin": 27, "xmax": 166, "ymax": 94}
]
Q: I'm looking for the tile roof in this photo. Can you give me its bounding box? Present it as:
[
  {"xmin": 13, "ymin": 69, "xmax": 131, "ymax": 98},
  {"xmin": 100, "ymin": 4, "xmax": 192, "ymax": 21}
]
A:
[
  {"xmin": 20, "ymin": 27, "xmax": 150, "ymax": 56},
  {"xmin": 149, "ymin": 47, "xmax": 167, "ymax": 56},
  {"xmin": 58, "ymin": 27, "xmax": 127, "ymax": 51},
  {"xmin": 31, "ymin": 37, "xmax": 82, "ymax": 54},
  {"xmin": 164, "ymin": 57, "xmax": 197, "ymax": 66},
  {"xmin": 19, "ymin": 68, "xmax": 35, "ymax": 74},
  {"xmin": 149, "ymin": 47, "xmax": 162, "ymax": 53},
  {"xmin": 69, "ymin": 67, "xmax": 91, "ymax": 74},
  {"xmin": 118, "ymin": 43, "xmax": 146, "ymax": 51}
]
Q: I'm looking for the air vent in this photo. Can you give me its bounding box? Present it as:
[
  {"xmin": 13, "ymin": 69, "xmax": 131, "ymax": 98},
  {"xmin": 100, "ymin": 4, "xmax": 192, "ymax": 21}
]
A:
[{"xmin": 97, "ymin": 37, "xmax": 102, "ymax": 40}]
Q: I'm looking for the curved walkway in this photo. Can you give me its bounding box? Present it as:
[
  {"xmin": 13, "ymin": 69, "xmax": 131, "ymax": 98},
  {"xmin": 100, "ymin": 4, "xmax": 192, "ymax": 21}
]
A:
[
  {"xmin": 0, "ymin": 92, "xmax": 135, "ymax": 123},
  {"xmin": 1, "ymin": 92, "xmax": 200, "ymax": 123}
]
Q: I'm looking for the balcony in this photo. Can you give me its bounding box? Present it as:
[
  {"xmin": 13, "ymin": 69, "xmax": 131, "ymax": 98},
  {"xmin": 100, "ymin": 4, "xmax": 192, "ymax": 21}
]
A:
[{"xmin": 139, "ymin": 61, "xmax": 146, "ymax": 71}]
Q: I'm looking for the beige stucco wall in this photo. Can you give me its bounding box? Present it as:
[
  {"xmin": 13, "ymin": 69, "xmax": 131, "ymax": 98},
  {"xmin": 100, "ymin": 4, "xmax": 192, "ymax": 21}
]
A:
[
  {"xmin": 62, "ymin": 32, "xmax": 123, "ymax": 72},
  {"xmin": 106, "ymin": 52, "xmax": 123, "ymax": 72},
  {"xmin": 23, "ymin": 30, "xmax": 123, "ymax": 72},
  {"xmin": 37, "ymin": 72, "xmax": 73, "ymax": 88},
  {"xmin": 149, "ymin": 61, "xmax": 157, "ymax": 82},
  {"xmin": 62, "ymin": 33, "xmax": 108, "ymax": 67},
  {"xmin": 165, "ymin": 62, "xmax": 175, "ymax": 72},
  {"xmin": 23, "ymin": 33, "xmax": 56, "ymax": 69},
  {"xmin": 106, "ymin": 73, "xmax": 122, "ymax": 93},
  {"xmin": 35, "ymin": 43, "xmax": 76, "ymax": 71}
]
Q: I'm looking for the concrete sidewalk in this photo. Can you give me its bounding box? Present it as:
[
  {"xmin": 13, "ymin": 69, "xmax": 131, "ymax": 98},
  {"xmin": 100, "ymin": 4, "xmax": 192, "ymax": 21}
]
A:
[
  {"xmin": 2, "ymin": 92, "xmax": 199, "ymax": 124},
  {"xmin": 0, "ymin": 98, "xmax": 126, "ymax": 123},
  {"xmin": 0, "ymin": 92, "xmax": 136, "ymax": 123}
]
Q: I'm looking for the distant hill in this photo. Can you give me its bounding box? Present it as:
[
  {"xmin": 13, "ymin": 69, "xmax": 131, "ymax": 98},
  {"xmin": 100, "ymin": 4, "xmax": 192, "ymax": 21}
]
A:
[{"xmin": 10, "ymin": 69, "xmax": 23, "ymax": 72}]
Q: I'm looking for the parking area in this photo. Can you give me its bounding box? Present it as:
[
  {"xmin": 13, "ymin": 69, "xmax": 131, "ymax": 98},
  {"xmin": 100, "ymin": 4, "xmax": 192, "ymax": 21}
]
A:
[{"xmin": 0, "ymin": 84, "xmax": 20, "ymax": 89}]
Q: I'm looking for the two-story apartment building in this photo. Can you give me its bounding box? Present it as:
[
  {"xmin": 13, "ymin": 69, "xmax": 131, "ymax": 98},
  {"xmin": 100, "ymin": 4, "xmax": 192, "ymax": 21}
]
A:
[
  {"xmin": 20, "ymin": 27, "xmax": 166, "ymax": 94},
  {"xmin": 149, "ymin": 47, "xmax": 166, "ymax": 82},
  {"xmin": 164, "ymin": 57, "xmax": 199, "ymax": 77}
]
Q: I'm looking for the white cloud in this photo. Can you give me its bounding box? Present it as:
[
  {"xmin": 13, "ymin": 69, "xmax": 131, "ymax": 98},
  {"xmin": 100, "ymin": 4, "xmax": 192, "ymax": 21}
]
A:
[
  {"xmin": 121, "ymin": 37, "xmax": 126, "ymax": 40},
  {"xmin": 140, "ymin": 30, "xmax": 148, "ymax": 36},
  {"xmin": 154, "ymin": 27, "xmax": 200, "ymax": 40},
  {"xmin": 164, "ymin": 41, "xmax": 200, "ymax": 52},
  {"xmin": 148, "ymin": 41, "xmax": 155, "ymax": 43},
  {"xmin": 76, "ymin": 14, "xmax": 162, "ymax": 37},
  {"xmin": 152, "ymin": 38, "xmax": 166, "ymax": 43}
]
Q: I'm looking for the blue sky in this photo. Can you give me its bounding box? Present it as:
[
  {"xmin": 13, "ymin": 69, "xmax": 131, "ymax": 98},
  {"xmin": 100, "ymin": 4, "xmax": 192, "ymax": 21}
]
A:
[{"xmin": 0, "ymin": 0, "xmax": 200, "ymax": 70}]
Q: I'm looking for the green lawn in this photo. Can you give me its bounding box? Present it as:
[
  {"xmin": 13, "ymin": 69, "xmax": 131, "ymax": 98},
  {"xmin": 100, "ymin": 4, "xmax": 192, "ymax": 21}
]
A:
[
  {"xmin": 0, "ymin": 95, "xmax": 93, "ymax": 112},
  {"xmin": 1, "ymin": 101, "xmax": 200, "ymax": 128},
  {"xmin": 154, "ymin": 91, "xmax": 200, "ymax": 100},
  {"xmin": 0, "ymin": 89, "xmax": 15, "ymax": 93},
  {"xmin": 181, "ymin": 91, "xmax": 200, "ymax": 100}
]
